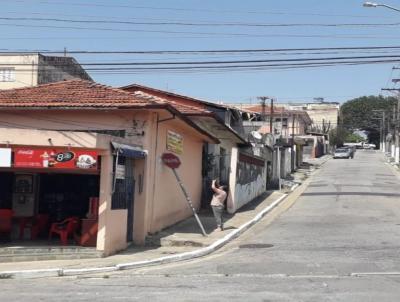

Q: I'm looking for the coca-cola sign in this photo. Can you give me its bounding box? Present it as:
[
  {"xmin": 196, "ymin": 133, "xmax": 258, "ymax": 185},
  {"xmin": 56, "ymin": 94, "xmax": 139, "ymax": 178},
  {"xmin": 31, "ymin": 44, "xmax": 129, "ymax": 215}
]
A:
[
  {"xmin": 161, "ymin": 153, "xmax": 181, "ymax": 169},
  {"xmin": 13, "ymin": 148, "xmax": 98, "ymax": 170}
]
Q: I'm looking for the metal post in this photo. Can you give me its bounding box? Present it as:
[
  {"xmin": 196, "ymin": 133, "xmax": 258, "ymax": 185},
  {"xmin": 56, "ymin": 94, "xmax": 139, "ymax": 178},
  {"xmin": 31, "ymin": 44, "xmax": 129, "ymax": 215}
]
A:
[
  {"xmin": 171, "ymin": 168, "xmax": 207, "ymax": 236},
  {"xmin": 277, "ymin": 146, "xmax": 281, "ymax": 190}
]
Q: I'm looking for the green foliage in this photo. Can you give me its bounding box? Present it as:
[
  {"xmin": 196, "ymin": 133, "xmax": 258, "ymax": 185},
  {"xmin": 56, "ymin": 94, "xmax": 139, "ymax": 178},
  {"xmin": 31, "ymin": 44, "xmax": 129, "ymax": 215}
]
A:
[
  {"xmin": 341, "ymin": 95, "xmax": 396, "ymax": 131},
  {"xmin": 329, "ymin": 127, "xmax": 348, "ymax": 146},
  {"xmin": 344, "ymin": 133, "xmax": 365, "ymax": 143}
]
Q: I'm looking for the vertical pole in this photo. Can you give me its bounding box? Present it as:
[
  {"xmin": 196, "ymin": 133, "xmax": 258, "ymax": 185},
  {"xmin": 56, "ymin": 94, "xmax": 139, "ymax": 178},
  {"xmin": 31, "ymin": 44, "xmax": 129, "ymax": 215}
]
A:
[
  {"xmin": 270, "ymin": 98, "xmax": 274, "ymax": 135},
  {"xmin": 171, "ymin": 168, "xmax": 207, "ymax": 236},
  {"xmin": 379, "ymin": 119, "xmax": 385, "ymax": 152},
  {"xmin": 392, "ymin": 106, "xmax": 396, "ymax": 158},
  {"xmin": 291, "ymin": 113, "xmax": 295, "ymax": 172},
  {"xmin": 382, "ymin": 111, "xmax": 386, "ymax": 153},
  {"xmin": 396, "ymin": 96, "xmax": 400, "ymax": 163},
  {"xmin": 280, "ymin": 106, "xmax": 284, "ymax": 137},
  {"xmin": 277, "ymin": 146, "xmax": 281, "ymax": 190}
]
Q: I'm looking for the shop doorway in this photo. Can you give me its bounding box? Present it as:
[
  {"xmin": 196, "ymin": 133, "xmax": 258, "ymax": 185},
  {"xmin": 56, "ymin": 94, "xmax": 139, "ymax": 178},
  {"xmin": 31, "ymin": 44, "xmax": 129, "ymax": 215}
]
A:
[
  {"xmin": 39, "ymin": 174, "xmax": 99, "ymax": 223},
  {"xmin": 0, "ymin": 171, "xmax": 100, "ymax": 246}
]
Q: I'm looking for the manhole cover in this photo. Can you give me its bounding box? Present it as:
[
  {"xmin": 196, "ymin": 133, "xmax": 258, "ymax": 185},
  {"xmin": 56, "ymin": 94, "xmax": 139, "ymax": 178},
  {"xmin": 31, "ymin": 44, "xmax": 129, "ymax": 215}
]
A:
[{"xmin": 239, "ymin": 243, "xmax": 274, "ymax": 249}]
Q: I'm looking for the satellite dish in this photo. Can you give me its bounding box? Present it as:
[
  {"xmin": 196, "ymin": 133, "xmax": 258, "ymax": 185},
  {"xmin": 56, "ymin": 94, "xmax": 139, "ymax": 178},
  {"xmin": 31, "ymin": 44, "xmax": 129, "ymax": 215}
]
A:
[{"xmin": 251, "ymin": 131, "xmax": 262, "ymax": 140}]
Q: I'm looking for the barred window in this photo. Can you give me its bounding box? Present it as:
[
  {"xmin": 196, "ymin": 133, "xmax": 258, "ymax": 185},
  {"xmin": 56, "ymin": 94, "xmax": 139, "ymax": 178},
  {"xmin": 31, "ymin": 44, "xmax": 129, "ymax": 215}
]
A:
[{"xmin": 0, "ymin": 68, "xmax": 15, "ymax": 82}]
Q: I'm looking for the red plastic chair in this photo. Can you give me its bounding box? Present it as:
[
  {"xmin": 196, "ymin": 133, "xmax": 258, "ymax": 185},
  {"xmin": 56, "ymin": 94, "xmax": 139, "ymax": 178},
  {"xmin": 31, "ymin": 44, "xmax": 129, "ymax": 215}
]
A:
[
  {"xmin": 0, "ymin": 209, "xmax": 13, "ymax": 240},
  {"xmin": 48, "ymin": 217, "xmax": 80, "ymax": 245}
]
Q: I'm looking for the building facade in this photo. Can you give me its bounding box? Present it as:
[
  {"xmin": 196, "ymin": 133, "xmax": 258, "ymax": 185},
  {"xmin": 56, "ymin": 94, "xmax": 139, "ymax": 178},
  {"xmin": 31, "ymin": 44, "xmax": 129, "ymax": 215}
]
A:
[
  {"xmin": 0, "ymin": 53, "xmax": 92, "ymax": 90},
  {"xmin": 0, "ymin": 80, "xmax": 217, "ymax": 256},
  {"xmin": 121, "ymin": 84, "xmax": 269, "ymax": 213}
]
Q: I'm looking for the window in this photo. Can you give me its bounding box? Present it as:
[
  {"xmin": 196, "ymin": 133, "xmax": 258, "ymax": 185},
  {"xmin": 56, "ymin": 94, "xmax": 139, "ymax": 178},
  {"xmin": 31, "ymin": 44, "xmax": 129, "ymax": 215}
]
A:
[{"xmin": 0, "ymin": 68, "xmax": 15, "ymax": 82}]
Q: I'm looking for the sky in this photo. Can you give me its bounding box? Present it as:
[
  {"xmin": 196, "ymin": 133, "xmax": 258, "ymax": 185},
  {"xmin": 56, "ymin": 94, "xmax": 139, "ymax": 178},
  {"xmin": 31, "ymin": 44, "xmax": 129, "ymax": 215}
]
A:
[{"xmin": 2, "ymin": 0, "xmax": 400, "ymax": 104}]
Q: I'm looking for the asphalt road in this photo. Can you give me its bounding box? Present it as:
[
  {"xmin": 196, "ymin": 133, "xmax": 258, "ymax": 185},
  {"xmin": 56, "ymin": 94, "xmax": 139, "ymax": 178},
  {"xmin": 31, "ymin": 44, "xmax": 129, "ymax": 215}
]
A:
[{"xmin": 3, "ymin": 150, "xmax": 400, "ymax": 302}]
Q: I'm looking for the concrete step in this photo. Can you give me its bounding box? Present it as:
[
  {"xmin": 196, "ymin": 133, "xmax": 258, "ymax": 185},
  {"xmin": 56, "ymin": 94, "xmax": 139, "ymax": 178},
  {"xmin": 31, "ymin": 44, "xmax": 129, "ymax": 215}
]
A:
[
  {"xmin": 0, "ymin": 252, "xmax": 102, "ymax": 263},
  {"xmin": 0, "ymin": 246, "xmax": 103, "ymax": 262},
  {"xmin": 0, "ymin": 246, "xmax": 98, "ymax": 255}
]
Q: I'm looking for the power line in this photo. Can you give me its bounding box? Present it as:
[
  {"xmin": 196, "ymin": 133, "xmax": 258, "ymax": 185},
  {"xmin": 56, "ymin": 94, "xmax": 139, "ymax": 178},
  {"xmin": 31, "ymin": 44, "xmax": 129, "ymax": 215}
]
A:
[
  {"xmin": 9, "ymin": 0, "xmax": 398, "ymax": 19},
  {"xmin": 1, "ymin": 16, "xmax": 400, "ymax": 28},
  {"xmin": 2, "ymin": 54, "xmax": 400, "ymax": 67},
  {"xmin": 2, "ymin": 45, "xmax": 400, "ymax": 55},
  {"xmin": 1, "ymin": 22, "xmax": 400, "ymax": 39}
]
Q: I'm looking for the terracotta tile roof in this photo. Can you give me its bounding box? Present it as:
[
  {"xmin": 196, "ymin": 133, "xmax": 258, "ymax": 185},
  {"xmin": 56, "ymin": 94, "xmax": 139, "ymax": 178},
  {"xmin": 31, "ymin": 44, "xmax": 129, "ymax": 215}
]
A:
[
  {"xmin": 0, "ymin": 79, "xmax": 164, "ymax": 108},
  {"xmin": 121, "ymin": 83, "xmax": 237, "ymax": 110},
  {"xmin": 0, "ymin": 80, "xmax": 214, "ymax": 119},
  {"xmin": 132, "ymin": 91, "xmax": 213, "ymax": 116}
]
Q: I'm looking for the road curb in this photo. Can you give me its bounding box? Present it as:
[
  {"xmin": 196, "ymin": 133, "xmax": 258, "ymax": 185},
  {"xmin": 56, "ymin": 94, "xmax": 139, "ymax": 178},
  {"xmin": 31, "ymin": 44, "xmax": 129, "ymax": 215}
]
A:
[{"xmin": 0, "ymin": 194, "xmax": 289, "ymax": 279}]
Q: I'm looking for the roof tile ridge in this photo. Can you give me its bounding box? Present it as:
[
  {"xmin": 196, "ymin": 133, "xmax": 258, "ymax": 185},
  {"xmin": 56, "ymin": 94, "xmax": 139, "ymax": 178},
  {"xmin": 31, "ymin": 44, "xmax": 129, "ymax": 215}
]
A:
[
  {"xmin": 122, "ymin": 82, "xmax": 232, "ymax": 109},
  {"xmin": 132, "ymin": 90, "xmax": 168, "ymax": 104},
  {"xmin": 134, "ymin": 90, "xmax": 213, "ymax": 113}
]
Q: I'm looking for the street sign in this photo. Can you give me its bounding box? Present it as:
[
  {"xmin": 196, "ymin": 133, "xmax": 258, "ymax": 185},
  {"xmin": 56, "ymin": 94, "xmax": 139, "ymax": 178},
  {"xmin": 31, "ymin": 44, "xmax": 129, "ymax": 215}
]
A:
[
  {"xmin": 161, "ymin": 152, "xmax": 207, "ymax": 236},
  {"xmin": 161, "ymin": 152, "xmax": 181, "ymax": 169}
]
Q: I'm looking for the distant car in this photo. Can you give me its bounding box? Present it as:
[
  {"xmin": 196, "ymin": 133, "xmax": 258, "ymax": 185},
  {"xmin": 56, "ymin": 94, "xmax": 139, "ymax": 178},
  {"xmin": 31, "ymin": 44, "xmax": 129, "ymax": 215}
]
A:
[
  {"xmin": 333, "ymin": 148, "xmax": 352, "ymax": 159},
  {"xmin": 343, "ymin": 146, "xmax": 355, "ymax": 158},
  {"xmin": 363, "ymin": 143, "xmax": 376, "ymax": 150}
]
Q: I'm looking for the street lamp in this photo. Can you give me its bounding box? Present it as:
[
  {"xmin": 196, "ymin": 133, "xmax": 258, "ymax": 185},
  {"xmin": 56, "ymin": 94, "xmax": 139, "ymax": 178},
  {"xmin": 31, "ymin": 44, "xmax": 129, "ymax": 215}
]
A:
[{"xmin": 363, "ymin": 2, "xmax": 400, "ymax": 13}]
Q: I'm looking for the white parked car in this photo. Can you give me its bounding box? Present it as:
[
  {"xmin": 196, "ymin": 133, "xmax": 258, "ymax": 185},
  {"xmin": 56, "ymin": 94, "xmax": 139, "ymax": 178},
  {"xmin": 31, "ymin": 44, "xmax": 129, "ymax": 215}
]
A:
[
  {"xmin": 333, "ymin": 148, "xmax": 352, "ymax": 159},
  {"xmin": 363, "ymin": 143, "xmax": 376, "ymax": 149}
]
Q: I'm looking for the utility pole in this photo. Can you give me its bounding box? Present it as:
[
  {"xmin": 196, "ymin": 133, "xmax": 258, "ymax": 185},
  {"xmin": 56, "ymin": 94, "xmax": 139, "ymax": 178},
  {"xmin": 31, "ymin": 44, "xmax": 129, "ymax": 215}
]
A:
[
  {"xmin": 258, "ymin": 96, "xmax": 274, "ymax": 133},
  {"xmin": 258, "ymin": 96, "xmax": 278, "ymax": 188},
  {"xmin": 383, "ymin": 111, "xmax": 386, "ymax": 152},
  {"xmin": 291, "ymin": 113, "xmax": 296, "ymax": 172},
  {"xmin": 382, "ymin": 88, "xmax": 400, "ymax": 163},
  {"xmin": 373, "ymin": 109, "xmax": 386, "ymax": 152}
]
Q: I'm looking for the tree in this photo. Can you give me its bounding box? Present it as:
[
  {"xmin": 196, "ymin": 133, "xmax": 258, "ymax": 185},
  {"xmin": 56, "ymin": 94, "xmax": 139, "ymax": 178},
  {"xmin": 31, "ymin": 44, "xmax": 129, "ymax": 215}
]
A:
[
  {"xmin": 344, "ymin": 132, "xmax": 365, "ymax": 143},
  {"xmin": 341, "ymin": 95, "xmax": 396, "ymax": 131},
  {"xmin": 329, "ymin": 127, "xmax": 348, "ymax": 147}
]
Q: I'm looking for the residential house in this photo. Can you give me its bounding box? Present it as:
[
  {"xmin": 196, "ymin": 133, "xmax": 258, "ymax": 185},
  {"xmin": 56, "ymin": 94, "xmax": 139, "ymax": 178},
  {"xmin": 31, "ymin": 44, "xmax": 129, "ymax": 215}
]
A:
[
  {"xmin": 0, "ymin": 79, "xmax": 219, "ymax": 256},
  {"xmin": 120, "ymin": 84, "xmax": 270, "ymax": 213},
  {"xmin": 233, "ymin": 104, "xmax": 312, "ymax": 181},
  {"xmin": 0, "ymin": 53, "xmax": 92, "ymax": 90}
]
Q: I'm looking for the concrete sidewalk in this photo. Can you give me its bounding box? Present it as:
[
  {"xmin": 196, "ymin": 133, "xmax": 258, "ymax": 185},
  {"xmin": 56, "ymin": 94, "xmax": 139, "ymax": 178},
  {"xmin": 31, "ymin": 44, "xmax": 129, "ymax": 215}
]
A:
[{"xmin": 0, "ymin": 155, "xmax": 330, "ymax": 279}]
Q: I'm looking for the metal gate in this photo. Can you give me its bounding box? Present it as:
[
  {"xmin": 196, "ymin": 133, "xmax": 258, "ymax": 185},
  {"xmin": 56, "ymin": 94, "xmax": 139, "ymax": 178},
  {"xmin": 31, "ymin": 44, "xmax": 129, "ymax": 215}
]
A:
[{"xmin": 125, "ymin": 158, "xmax": 135, "ymax": 242}]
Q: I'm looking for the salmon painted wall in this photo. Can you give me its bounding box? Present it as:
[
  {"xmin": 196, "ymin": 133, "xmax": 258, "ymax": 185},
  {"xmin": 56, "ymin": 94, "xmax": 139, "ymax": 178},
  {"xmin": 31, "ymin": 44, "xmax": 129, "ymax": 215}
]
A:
[
  {"xmin": 149, "ymin": 116, "xmax": 204, "ymax": 233},
  {"xmin": 0, "ymin": 109, "xmax": 209, "ymax": 254}
]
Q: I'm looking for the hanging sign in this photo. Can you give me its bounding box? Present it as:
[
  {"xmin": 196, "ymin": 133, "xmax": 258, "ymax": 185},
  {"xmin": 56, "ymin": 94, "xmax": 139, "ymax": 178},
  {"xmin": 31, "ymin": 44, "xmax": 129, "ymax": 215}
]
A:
[
  {"xmin": 166, "ymin": 130, "xmax": 183, "ymax": 155},
  {"xmin": 161, "ymin": 153, "xmax": 181, "ymax": 169},
  {"xmin": 14, "ymin": 148, "xmax": 98, "ymax": 170},
  {"xmin": 115, "ymin": 164, "xmax": 126, "ymax": 180}
]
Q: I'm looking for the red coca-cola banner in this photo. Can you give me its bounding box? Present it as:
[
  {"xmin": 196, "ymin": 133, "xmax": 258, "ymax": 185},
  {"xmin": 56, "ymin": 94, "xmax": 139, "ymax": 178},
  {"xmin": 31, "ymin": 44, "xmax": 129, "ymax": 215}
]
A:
[{"xmin": 14, "ymin": 148, "xmax": 98, "ymax": 170}]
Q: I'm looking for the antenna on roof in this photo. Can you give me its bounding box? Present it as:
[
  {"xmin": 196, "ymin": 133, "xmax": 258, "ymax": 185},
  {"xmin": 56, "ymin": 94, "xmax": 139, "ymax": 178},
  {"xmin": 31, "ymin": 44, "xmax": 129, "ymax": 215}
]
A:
[{"xmin": 64, "ymin": 47, "xmax": 67, "ymax": 57}]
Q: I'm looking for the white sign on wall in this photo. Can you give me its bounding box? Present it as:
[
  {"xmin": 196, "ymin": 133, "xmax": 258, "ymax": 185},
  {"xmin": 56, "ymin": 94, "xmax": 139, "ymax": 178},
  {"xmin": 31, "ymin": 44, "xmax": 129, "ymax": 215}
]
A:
[
  {"xmin": 116, "ymin": 164, "xmax": 126, "ymax": 180},
  {"xmin": 0, "ymin": 148, "xmax": 11, "ymax": 167}
]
